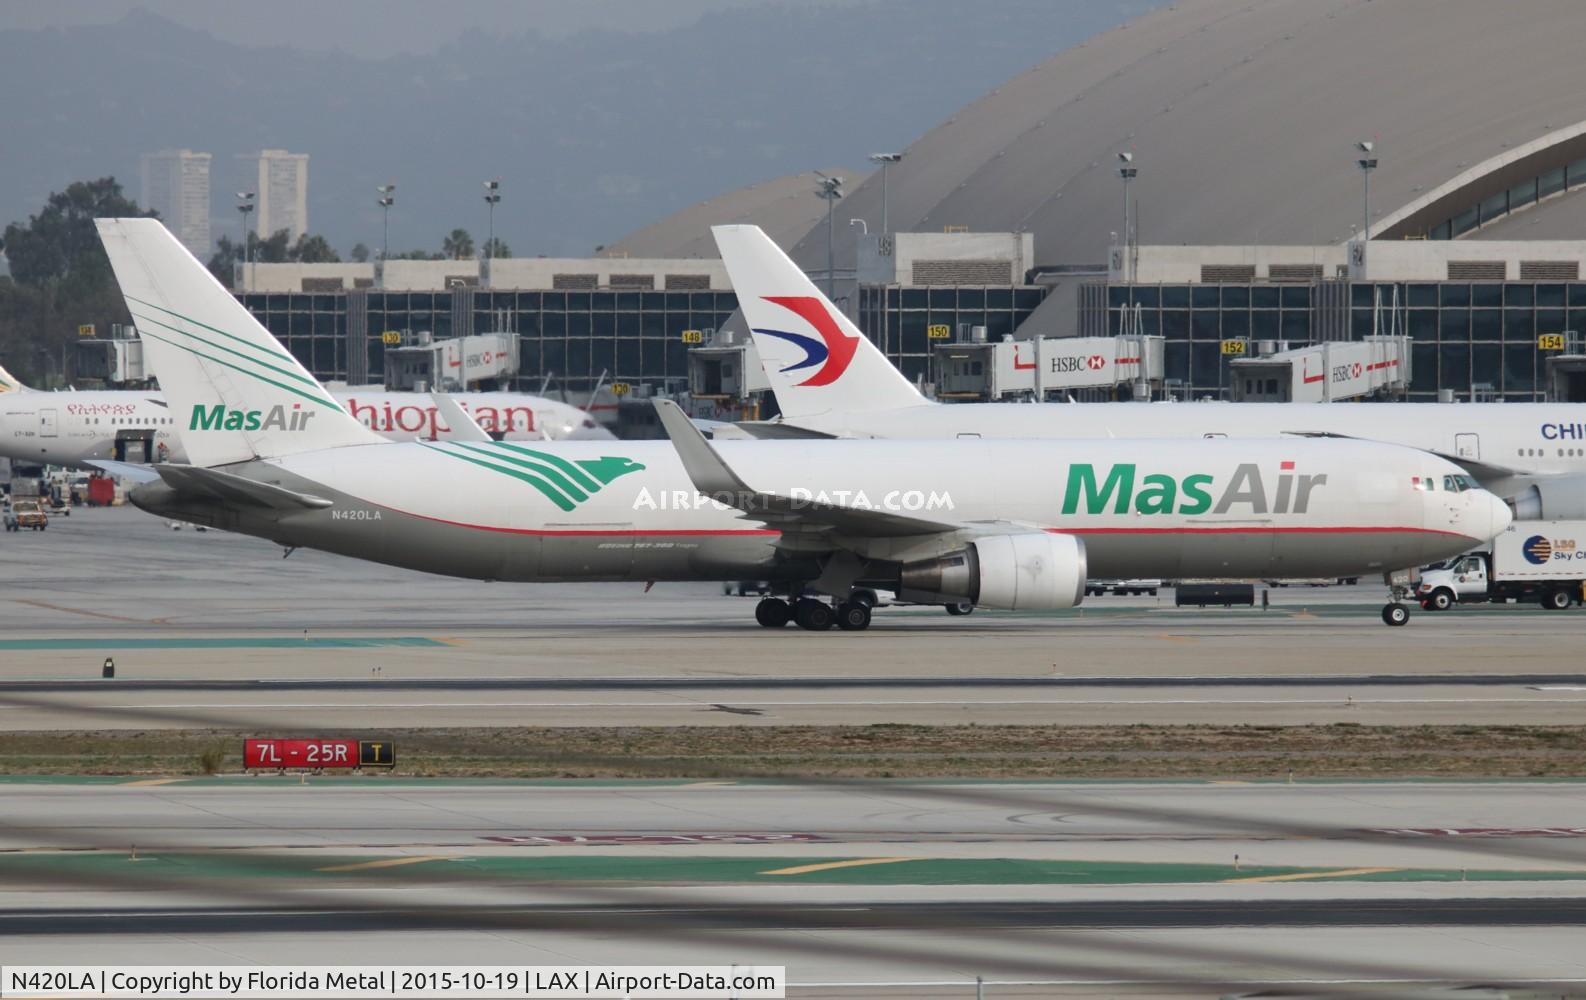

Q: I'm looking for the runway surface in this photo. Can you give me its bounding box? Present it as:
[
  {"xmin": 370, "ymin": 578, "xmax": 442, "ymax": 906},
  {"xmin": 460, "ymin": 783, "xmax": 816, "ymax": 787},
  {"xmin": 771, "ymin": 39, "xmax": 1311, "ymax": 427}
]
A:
[
  {"xmin": 4, "ymin": 779, "xmax": 1586, "ymax": 992},
  {"xmin": 7, "ymin": 508, "xmax": 1586, "ymax": 993},
  {"xmin": 4, "ymin": 506, "xmax": 1586, "ymax": 728}
]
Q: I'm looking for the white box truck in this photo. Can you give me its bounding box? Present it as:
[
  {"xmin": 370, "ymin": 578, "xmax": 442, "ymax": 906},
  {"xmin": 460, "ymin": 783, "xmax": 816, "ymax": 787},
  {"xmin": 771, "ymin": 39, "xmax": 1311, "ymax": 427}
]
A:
[{"xmin": 1417, "ymin": 520, "xmax": 1586, "ymax": 611}]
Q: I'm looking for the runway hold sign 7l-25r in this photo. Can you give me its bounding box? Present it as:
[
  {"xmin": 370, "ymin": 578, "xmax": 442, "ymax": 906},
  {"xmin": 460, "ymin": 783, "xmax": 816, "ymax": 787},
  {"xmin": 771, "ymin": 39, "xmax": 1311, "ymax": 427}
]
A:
[{"xmin": 244, "ymin": 739, "xmax": 395, "ymax": 770}]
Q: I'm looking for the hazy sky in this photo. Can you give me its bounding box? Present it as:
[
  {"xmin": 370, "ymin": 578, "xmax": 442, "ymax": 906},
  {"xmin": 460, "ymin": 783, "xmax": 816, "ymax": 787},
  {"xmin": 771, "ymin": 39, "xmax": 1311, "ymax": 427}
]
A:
[{"xmin": 0, "ymin": 0, "xmax": 784, "ymax": 57}]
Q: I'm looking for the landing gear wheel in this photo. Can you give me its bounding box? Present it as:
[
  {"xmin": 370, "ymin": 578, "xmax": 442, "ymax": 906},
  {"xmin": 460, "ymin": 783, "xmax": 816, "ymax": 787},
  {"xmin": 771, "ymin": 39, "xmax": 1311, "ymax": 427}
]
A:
[
  {"xmin": 1542, "ymin": 589, "xmax": 1572, "ymax": 611},
  {"xmin": 1428, "ymin": 589, "xmax": 1454, "ymax": 611},
  {"xmin": 754, "ymin": 597, "xmax": 791, "ymax": 628},
  {"xmin": 836, "ymin": 601, "xmax": 872, "ymax": 631},
  {"xmin": 1381, "ymin": 602, "xmax": 1410, "ymax": 627},
  {"xmin": 794, "ymin": 598, "xmax": 835, "ymax": 631},
  {"xmin": 945, "ymin": 602, "xmax": 974, "ymax": 616}
]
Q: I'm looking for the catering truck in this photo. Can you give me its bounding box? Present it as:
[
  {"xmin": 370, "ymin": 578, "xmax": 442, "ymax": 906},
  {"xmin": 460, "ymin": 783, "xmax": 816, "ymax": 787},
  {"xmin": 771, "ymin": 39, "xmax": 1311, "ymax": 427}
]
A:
[{"xmin": 1417, "ymin": 520, "xmax": 1586, "ymax": 611}]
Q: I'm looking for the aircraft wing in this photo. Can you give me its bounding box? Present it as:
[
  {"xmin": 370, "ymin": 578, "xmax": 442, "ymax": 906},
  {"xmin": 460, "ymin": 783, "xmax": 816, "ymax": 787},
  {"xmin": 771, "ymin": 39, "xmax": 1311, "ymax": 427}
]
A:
[
  {"xmin": 1281, "ymin": 430, "xmax": 1535, "ymax": 483},
  {"xmin": 653, "ymin": 399, "xmax": 954, "ymax": 541},
  {"xmin": 153, "ymin": 464, "xmax": 335, "ymax": 511}
]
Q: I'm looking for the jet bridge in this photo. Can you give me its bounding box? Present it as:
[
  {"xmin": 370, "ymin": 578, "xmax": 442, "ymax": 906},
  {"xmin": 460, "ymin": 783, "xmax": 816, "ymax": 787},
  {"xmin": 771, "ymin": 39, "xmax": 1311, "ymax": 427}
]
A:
[
  {"xmin": 1229, "ymin": 336, "xmax": 1410, "ymax": 402},
  {"xmin": 934, "ymin": 334, "xmax": 1164, "ymax": 401}
]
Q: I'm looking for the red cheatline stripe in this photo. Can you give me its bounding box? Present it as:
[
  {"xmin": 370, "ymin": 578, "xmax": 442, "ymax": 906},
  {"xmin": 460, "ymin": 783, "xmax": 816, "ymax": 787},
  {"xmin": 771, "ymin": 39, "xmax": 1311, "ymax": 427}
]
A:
[
  {"xmin": 1050, "ymin": 525, "xmax": 1474, "ymax": 539},
  {"xmin": 1303, "ymin": 374, "xmax": 1325, "ymax": 384}
]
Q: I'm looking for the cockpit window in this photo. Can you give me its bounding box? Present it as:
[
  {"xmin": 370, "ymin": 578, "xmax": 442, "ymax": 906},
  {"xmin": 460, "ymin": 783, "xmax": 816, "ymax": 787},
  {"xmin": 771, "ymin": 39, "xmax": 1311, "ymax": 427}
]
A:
[{"xmin": 1441, "ymin": 474, "xmax": 1478, "ymax": 493}]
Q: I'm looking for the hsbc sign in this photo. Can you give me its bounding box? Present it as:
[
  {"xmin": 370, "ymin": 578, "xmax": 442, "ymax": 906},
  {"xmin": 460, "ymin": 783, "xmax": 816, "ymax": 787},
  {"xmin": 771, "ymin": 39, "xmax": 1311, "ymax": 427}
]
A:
[{"xmin": 1049, "ymin": 355, "xmax": 1107, "ymax": 373}]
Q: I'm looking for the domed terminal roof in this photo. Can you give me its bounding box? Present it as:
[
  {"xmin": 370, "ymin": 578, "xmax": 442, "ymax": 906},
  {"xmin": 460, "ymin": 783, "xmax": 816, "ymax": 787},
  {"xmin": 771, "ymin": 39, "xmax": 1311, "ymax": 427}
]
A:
[{"xmin": 784, "ymin": 0, "xmax": 1586, "ymax": 272}]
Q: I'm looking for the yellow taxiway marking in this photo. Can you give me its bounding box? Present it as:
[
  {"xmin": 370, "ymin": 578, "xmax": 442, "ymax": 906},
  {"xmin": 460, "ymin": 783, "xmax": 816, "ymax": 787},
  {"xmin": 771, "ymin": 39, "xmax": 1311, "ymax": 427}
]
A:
[
  {"xmin": 119, "ymin": 778, "xmax": 186, "ymax": 787},
  {"xmin": 1155, "ymin": 633, "xmax": 1197, "ymax": 643},
  {"xmin": 317, "ymin": 856, "xmax": 450, "ymax": 873},
  {"xmin": 762, "ymin": 857, "xmax": 921, "ymax": 876},
  {"xmin": 1223, "ymin": 866, "xmax": 1397, "ymax": 884}
]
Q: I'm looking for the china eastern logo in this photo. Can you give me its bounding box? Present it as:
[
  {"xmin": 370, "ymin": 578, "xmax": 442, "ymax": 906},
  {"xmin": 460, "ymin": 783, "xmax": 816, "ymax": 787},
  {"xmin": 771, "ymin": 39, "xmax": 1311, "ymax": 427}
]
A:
[
  {"xmin": 1062, "ymin": 461, "xmax": 1328, "ymax": 515},
  {"xmin": 423, "ymin": 441, "xmax": 644, "ymax": 512},
  {"xmin": 190, "ymin": 403, "xmax": 316, "ymax": 432},
  {"xmin": 752, "ymin": 295, "xmax": 860, "ymax": 386}
]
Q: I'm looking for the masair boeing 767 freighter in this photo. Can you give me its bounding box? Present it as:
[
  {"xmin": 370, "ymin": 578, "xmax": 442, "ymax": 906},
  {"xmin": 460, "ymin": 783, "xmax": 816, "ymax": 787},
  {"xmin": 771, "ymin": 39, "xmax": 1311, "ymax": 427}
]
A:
[
  {"xmin": 97, "ymin": 218, "xmax": 1508, "ymax": 629},
  {"xmin": 715, "ymin": 224, "xmax": 1586, "ymax": 523}
]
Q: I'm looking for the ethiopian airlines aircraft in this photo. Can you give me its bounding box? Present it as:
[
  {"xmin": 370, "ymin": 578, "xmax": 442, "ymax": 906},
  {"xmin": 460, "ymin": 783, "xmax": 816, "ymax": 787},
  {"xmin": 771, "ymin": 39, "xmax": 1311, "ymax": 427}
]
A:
[
  {"xmin": 0, "ymin": 367, "xmax": 611, "ymax": 468},
  {"xmin": 97, "ymin": 218, "xmax": 1507, "ymax": 629},
  {"xmin": 715, "ymin": 224, "xmax": 1586, "ymax": 523}
]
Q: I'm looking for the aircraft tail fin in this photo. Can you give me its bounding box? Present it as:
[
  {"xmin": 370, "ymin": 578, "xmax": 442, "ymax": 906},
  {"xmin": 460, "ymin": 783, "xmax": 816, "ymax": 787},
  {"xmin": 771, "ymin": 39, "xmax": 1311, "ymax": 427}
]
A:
[
  {"xmin": 712, "ymin": 224, "xmax": 928, "ymax": 420},
  {"xmin": 0, "ymin": 363, "xmax": 29, "ymax": 393},
  {"xmin": 95, "ymin": 218, "xmax": 382, "ymax": 467}
]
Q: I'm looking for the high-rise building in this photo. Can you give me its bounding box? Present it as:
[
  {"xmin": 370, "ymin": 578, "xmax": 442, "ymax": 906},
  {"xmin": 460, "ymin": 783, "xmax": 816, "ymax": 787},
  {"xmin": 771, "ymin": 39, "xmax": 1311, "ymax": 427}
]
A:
[
  {"xmin": 240, "ymin": 149, "xmax": 309, "ymax": 243},
  {"xmin": 139, "ymin": 149, "xmax": 212, "ymax": 259}
]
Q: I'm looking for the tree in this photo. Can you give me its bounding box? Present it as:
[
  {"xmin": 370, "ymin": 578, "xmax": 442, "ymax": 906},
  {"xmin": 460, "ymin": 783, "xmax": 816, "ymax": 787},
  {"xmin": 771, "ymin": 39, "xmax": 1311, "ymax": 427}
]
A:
[
  {"xmin": 1, "ymin": 178, "xmax": 154, "ymax": 291},
  {"xmin": 291, "ymin": 233, "xmax": 340, "ymax": 263},
  {"xmin": 0, "ymin": 178, "xmax": 155, "ymax": 386},
  {"xmin": 350, "ymin": 242, "xmax": 370, "ymax": 263},
  {"xmin": 442, "ymin": 228, "xmax": 475, "ymax": 260},
  {"xmin": 206, "ymin": 229, "xmax": 341, "ymax": 286},
  {"xmin": 481, "ymin": 237, "xmax": 512, "ymax": 259}
]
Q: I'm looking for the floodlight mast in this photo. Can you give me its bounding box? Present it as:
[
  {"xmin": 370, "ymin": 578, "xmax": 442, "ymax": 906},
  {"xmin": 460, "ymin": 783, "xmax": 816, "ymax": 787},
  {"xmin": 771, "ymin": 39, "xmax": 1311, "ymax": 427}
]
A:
[
  {"xmin": 815, "ymin": 172, "xmax": 844, "ymax": 297},
  {"xmin": 483, "ymin": 179, "xmax": 502, "ymax": 269},
  {"xmin": 868, "ymin": 152, "xmax": 903, "ymax": 237},
  {"xmin": 1357, "ymin": 141, "xmax": 1377, "ymax": 270},
  {"xmin": 235, "ymin": 191, "xmax": 255, "ymax": 290},
  {"xmin": 376, "ymin": 184, "xmax": 396, "ymax": 264}
]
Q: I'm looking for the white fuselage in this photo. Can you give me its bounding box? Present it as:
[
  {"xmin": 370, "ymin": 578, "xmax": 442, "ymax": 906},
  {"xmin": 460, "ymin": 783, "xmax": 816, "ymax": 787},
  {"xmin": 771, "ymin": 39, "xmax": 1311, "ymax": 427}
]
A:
[
  {"xmin": 133, "ymin": 436, "xmax": 1508, "ymax": 585},
  {"xmin": 782, "ymin": 401, "xmax": 1586, "ymax": 494},
  {"xmin": 0, "ymin": 388, "xmax": 611, "ymax": 468}
]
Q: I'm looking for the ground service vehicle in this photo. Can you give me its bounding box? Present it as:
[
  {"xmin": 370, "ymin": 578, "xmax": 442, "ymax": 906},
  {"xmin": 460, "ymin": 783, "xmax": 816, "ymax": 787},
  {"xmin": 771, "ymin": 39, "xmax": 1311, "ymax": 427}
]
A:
[
  {"xmin": 7, "ymin": 500, "xmax": 47, "ymax": 530},
  {"xmin": 1418, "ymin": 520, "xmax": 1586, "ymax": 611}
]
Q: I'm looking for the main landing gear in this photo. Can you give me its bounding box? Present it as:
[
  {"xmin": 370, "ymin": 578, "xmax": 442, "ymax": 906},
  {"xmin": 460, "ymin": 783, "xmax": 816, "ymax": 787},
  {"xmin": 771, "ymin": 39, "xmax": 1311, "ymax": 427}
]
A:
[{"xmin": 754, "ymin": 591, "xmax": 875, "ymax": 631}]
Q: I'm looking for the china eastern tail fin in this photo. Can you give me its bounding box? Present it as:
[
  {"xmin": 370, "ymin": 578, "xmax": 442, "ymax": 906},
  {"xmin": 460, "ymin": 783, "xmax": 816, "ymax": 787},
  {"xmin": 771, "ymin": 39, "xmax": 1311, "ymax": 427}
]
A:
[
  {"xmin": 0, "ymin": 364, "xmax": 28, "ymax": 393},
  {"xmin": 712, "ymin": 224, "xmax": 928, "ymax": 420},
  {"xmin": 96, "ymin": 218, "xmax": 382, "ymax": 467}
]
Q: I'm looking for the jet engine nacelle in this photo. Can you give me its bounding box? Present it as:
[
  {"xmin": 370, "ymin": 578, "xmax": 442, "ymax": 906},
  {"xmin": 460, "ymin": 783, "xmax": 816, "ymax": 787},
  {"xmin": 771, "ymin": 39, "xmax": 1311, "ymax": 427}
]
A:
[
  {"xmin": 1510, "ymin": 475, "xmax": 1586, "ymax": 520},
  {"xmin": 896, "ymin": 532, "xmax": 1086, "ymax": 610}
]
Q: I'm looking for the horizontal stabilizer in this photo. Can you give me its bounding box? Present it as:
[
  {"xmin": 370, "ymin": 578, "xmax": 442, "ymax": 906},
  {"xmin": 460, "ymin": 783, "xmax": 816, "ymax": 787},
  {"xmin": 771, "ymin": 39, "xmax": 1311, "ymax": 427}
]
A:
[
  {"xmin": 154, "ymin": 464, "xmax": 334, "ymax": 510},
  {"xmin": 83, "ymin": 460, "xmax": 162, "ymax": 484},
  {"xmin": 732, "ymin": 421, "xmax": 837, "ymax": 440}
]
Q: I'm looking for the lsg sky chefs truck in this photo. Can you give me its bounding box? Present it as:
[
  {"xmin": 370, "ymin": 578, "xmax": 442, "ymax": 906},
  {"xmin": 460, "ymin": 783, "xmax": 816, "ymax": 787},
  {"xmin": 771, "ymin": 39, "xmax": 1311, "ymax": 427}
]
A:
[{"xmin": 1417, "ymin": 520, "xmax": 1586, "ymax": 611}]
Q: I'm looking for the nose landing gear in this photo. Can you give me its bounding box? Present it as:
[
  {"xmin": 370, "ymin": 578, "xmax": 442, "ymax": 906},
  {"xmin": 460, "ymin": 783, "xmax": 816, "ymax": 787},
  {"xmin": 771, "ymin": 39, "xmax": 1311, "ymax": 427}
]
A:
[{"xmin": 1381, "ymin": 580, "xmax": 1413, "ymax": 627}]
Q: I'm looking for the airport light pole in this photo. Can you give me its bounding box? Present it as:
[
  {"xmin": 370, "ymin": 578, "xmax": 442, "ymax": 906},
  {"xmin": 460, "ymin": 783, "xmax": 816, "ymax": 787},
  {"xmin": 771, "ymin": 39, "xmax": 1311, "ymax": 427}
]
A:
[
  {"xmin": 235, "ymin": 191, "xmax": 255, "ymax": 291},
  {"xmin": 868, "ymin": 152, "xmax": 903, "ymax": 237},
  {"xmin": 815, "ymin": 172, "xmax": 844, "ymax": 297},
  {"xmin": 376, "ymin": 184, "xmax": 396, "ymax": 263},
  {"xmin": 1116, "ymin": 153, "xmax": 1137, "ymax": 284},
  {"xmin": 483, "ymin": 179, "xmax": 501, "ymax": 270},
  {"xmin": 1356, "ymin": 141, "xmax": 1377, "ymax": 271}
]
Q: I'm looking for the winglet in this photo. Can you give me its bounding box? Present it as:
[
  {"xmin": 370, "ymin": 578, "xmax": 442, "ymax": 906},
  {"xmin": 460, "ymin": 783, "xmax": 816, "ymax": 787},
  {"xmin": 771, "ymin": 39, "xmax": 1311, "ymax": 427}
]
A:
[
  {"xmin": 653, "ymin": 398, "xmax": 751, "ymax": 498},
  {"xmin": 431, "ymin": 394, "xmax": 492, "ymax": 443},
  {"xmin": 0, "ymin": 363, "xmax": 27, "ymax": 393}
]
